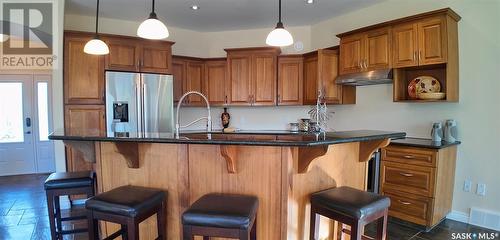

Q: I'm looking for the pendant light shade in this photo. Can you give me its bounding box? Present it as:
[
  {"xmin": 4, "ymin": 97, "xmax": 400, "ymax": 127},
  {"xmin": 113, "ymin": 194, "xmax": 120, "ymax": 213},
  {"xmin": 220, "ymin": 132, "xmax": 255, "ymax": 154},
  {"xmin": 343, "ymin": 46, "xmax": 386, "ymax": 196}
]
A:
[
  {"xmin": 84, "ymin": 38, "xmax": 109, "ymax": 55},
  {"xmin": 266, "ymin": 0, "xmax": 293, "ymax": 47},
  {"xmin": 85, "ymin": 0, "xmax": 109, "ymax": 55},
  {"xmin": 138, "ymin": 0, "xmax": 169, "ymax": 39}
]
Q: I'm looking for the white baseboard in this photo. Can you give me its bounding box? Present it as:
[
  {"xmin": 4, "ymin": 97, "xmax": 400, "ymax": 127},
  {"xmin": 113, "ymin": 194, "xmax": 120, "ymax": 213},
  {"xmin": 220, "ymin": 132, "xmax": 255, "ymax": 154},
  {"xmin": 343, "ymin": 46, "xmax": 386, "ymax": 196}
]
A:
[{"xmin": 447, "ymin": 210, "xmax": 470, "ymax": 223}]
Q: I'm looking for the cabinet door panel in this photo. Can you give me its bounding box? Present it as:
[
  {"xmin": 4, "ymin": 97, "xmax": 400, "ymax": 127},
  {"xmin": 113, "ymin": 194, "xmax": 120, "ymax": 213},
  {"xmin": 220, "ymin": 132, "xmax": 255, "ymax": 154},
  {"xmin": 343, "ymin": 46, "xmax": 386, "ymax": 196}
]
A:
[
  {"xmin": 393, "ymin": 23, "xmax": 419, "ymax": 68},
  {"xmin": 227, "ymin": 56, "xmax": 251, "ymax": 105},
  {"xmin": 253, "ymin": 54, "xmax": 276, "ymax": 105},
  {"xmin": 64, "ymin": 34, "xmax": 104, "ymax": 104},
  {"xmin": 303, "ymin": 55, "xmax": 319, "ymax": 105},
  {"xmin": 319, "ymin": 50, "xmax": 341, "ymax": 104},
  {"xmin": 105, "ymin": 38, "xmax": 140, "ymax": 71},
  {"xmin": 186, "ymin": 61, "xmax": 205, "ymax": 105},
  {"xmin": 141, "ymin": 42, "xmax": 172, "ymax": 73},
  {"xmin": 64, "ymin": 105, "xmax": 105, "ymax": 173},
  {"xmin": 339, "ymin": 35, "xmax": 363, "ymax": 74},
  {"xmin": 418, "ymin": 17, "xmax": 447, "ymax": 65},
  {"xmin": 172, "ymin": 59, "xmax": 186, "ymax": 103},
  {"xmin": 278, "ymin": 56, "xmax": 303, "ymax": 105},
  {"xmin": 205, "ymin": 60, "xmax": 227, "ymax": 106},
  {"xmin": 366, "ymin": 28, "xmax": 392, "ymax": 70}
]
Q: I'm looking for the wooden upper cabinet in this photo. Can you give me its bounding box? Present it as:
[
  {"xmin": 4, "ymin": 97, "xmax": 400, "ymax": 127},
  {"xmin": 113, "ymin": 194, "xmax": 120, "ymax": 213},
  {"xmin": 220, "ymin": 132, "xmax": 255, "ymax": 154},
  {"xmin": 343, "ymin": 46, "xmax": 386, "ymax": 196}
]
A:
[
  {"xmin": 64, "ymin": 32, "xmax": 104, "ymax": 105},
  {"xmin": 172, "ymin": 58, "xmax": 187, "ymax": 103},
  {"xmin": 340, "ymin": 27, "xmax": 392, "ymax": 74},
  {"xmin": 204, "ymin": 59, "xmax": 227, "ymax": 106},
  {"xmin": 105, "ymin": 36, "xmax": 173, "ymax": 73},
  {"xmin": 105, "ymin": 37, "xmax": 141, "ymax": 71},
  {"xmin": 252, "ymin": 53, "xmax": 277, "ymax": 106},
  {"xmin": 365, "ymin": 27, "xmax": 392, "ymax": 70},
  {"xmin": 418, "ymin": 17, "xmax": 447, "ymax": 65},
  {"xmin": 392, "ymin": 23, "xmax": 419, "ymax": 68},
  {"xmin": 303, "ymin": 49, "xmax": 353, "ymax": 105},
  {"xmin": 227, "ymin": 54, "xmax": 252, "ymax": 105},
  {"xmin": 303, "ymin": 54, "xmax": 319, "ymax": 105},
  {"xmin": 339, "ymin": 34, "xmax": 364, "ymax": 74},
  {"xmin": 278, "ymin": 55, "xmax": 303, "ymax": 105},
  {"xmin": 225, "ymin": 48, "xmax": 280, "ymax": 106},
  {"xmin": 186, "ymin": 60, "xmax": 205, "ymax": 105},
  {"xmin": 141, "ymin": 41, "xmax": 173, "ymax": 74},
  {"xmin": 319, "ymin": 50, "xmax": 342, "ymax": 104},
  {"xmin": 393, "ymin": 16, "xmax": 449, "ymax": 68}
]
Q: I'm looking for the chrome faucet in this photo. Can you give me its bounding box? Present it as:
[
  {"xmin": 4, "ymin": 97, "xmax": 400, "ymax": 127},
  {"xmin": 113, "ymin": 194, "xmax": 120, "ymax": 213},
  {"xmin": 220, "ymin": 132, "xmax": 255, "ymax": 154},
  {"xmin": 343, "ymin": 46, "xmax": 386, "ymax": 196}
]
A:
[{"xmin": 175, "ymin": 91, "xmax": 212, "ymax": 138}]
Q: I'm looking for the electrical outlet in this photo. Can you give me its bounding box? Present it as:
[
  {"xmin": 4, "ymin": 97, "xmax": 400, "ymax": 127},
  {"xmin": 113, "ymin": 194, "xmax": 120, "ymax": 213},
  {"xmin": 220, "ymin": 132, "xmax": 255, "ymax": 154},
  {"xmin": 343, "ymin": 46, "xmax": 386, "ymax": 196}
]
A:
[
  {"xmin": 477, "ymin": 183, "xmax": 486, "ymax": 196},
  {"xmin": 463, "ymin": 180, "xmax": 472, "ymax": 192}
]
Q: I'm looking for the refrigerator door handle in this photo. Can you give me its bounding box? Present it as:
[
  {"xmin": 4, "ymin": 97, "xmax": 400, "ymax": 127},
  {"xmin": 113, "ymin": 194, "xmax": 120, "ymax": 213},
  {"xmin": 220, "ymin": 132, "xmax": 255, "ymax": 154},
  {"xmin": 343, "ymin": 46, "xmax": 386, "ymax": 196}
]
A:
[
  {"xmin": 142, "ymin": 83, "xmax": 148, "ymax": 133},
  {"xmin": 136, "ymin": 82, "xmax": 142, "ymax": 136}
]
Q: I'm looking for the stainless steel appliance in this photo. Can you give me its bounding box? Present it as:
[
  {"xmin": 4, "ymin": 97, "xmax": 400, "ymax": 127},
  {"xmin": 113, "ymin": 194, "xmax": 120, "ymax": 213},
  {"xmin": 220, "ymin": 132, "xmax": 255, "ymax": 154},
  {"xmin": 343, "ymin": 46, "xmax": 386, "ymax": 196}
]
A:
[{"xmin": 105, "ymin": 71, "xmax": 174, "ymax": 137}]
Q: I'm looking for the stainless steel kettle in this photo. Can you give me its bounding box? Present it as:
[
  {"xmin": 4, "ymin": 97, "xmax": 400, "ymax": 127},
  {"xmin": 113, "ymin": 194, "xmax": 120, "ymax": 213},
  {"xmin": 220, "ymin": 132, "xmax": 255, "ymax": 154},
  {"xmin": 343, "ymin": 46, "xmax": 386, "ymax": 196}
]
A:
[
  {"xmin": 443, "ymin": 119, "xmax": 457, "ymax": 142},
  {"xmin": 431, "ymin": 122, "xmax": 443, "ymax": 142}
]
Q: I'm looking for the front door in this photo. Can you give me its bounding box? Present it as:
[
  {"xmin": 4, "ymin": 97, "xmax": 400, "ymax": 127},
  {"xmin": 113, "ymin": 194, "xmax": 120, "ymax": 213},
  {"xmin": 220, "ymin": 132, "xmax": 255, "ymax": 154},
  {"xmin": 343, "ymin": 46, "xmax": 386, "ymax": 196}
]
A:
[{"xmin": 0, "ymin": 74, "xmax": 55, "ymax": 176}]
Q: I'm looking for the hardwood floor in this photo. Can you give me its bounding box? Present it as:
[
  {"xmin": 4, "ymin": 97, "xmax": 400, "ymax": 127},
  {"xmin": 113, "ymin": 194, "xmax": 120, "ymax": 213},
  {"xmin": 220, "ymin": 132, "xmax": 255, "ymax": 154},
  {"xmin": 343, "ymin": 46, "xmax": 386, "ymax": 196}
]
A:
[{"xmin": 0, "ymin": 174, "xmax": 497, "ymax": 240}]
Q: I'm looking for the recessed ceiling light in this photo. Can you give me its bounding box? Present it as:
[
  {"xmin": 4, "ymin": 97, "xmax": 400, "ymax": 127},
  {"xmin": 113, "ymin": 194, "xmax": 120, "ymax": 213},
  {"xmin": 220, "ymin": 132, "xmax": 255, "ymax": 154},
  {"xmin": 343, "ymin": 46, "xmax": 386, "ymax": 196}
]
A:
[
  {"xmin": 190, "ymin": 5, "xmax": 199, "ymax": 10},
  {"xmin": 305, "ymin": 0, "xmax": 314, "ymax": 4}
]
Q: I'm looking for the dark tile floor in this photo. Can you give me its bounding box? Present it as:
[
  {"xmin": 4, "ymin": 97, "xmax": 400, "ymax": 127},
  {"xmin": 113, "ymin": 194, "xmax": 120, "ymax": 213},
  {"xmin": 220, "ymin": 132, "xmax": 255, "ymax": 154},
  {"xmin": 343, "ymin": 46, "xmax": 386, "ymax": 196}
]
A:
[{"xmin": 0, "ymin": 174, "xmax": 498, "ymax": 240}]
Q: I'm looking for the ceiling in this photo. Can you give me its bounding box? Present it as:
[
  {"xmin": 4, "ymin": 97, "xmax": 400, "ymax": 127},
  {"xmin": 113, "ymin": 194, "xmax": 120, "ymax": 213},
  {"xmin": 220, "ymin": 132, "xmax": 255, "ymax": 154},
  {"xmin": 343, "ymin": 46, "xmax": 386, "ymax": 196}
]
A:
[{"xmin": 65, "ymin": 0, "xmax": 384, "ymax": 32}]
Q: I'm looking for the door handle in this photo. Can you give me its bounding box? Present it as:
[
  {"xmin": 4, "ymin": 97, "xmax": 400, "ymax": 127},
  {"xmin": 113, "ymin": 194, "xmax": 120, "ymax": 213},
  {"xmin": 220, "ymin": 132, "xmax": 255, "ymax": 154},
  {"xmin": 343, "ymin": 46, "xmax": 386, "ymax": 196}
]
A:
[
  {"xmin": 398, "ymin": 200, "xmax": 412, "ymax": 205},
  {"xmin": 26, "ymin": 117, "xmax": 31, "ymax": 127},
  {"xmin": 399, "ymin": 172, "xmax": 414, "ymax": 177},
  {"xmin": 25, "ymin": 131, "xmax": 31, "ymax": 134}
]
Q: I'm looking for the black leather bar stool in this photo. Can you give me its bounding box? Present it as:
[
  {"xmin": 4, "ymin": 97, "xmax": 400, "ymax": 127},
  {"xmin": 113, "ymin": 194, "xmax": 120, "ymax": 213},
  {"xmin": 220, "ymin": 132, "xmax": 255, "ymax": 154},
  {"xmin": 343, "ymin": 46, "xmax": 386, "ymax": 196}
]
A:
[
  {"xmin": 182, "ymin": 193, "xmax": 258, "ymax": 240},
  {"xmin": 310, "ymin": 186, "xmax": 390, "ymax": 240},
  {"xmin": 44, "ymin": 171, "xmax": 96, "ymax": 240},
  {"xmin": 85, "ymin": 185, "xmax": 166, "ymax": 240}
]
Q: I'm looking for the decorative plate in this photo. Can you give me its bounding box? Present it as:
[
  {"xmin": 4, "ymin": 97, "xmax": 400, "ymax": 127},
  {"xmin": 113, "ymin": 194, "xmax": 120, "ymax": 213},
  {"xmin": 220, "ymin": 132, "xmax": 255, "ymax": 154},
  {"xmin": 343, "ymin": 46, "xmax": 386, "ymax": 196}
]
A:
[{"xmin": 408, "ymin": 76, "xmax": 441, "ymax": 99}]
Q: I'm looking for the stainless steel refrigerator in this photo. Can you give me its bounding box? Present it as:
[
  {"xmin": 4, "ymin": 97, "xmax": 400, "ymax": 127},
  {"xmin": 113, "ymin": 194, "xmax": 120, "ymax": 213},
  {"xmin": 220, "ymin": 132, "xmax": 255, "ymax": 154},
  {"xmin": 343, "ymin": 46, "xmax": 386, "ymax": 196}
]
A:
[{"xmin": 105, "ymin": 71, "xmax": 174, "ymax": 136}]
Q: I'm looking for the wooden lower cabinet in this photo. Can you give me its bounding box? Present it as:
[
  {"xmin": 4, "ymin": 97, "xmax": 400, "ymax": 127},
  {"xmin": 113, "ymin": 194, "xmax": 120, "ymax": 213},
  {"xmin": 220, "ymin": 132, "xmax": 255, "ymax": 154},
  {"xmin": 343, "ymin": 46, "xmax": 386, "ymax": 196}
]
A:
[
  {"xmin": 64, "ymin": 105, "xmax": 105, "ymax": 172},
  {"xmin": 380, "ymin": 144, "xmax": 457, "ymax": 228}
]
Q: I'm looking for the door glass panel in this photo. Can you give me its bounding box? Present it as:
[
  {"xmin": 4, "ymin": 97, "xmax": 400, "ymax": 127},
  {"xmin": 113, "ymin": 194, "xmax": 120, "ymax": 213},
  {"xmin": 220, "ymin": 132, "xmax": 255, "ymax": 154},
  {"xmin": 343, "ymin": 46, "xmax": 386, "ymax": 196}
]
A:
[
  {"xmin": 0, "ymin": 83, "xmax": 24, "ymax": 143},
  {"xmin": 37, "ymin": 82, "xmax": 49, "ymax": 141}
]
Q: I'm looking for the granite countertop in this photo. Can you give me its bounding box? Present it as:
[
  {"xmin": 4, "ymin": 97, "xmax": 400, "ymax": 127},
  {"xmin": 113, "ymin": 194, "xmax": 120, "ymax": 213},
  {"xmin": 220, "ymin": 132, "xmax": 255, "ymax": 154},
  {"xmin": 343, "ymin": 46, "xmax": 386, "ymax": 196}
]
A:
[
  {"xmin": 48, "ymin": 129, "xmax": 406, "ymax": 147},
  {"xmin": 390, "ymin": 137, "xmax": 461, "ymax": 149}
]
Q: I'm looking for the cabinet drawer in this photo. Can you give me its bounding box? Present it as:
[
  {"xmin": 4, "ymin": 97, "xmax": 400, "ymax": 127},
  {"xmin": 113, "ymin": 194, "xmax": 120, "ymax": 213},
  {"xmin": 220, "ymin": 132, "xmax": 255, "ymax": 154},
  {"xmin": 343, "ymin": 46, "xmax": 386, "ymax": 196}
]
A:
[
  {"xmin": 381, "ymin": 161, "xmax": 435, "ymax": 197},
  {"xmin": 382, "ymin": 145, "xmax": 437, "ymax": 167},
  {"xmin": 383, "ymin": 190, "xmax": 432, "ymax": 226}
]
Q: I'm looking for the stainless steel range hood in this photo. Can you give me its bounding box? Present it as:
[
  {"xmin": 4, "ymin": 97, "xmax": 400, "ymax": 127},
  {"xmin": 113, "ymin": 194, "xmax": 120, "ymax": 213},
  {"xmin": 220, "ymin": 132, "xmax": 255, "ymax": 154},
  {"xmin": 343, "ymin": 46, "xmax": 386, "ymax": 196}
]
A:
[{"xmin": 336, "ymin": 69, "xmax": 393, "ymax": 86}]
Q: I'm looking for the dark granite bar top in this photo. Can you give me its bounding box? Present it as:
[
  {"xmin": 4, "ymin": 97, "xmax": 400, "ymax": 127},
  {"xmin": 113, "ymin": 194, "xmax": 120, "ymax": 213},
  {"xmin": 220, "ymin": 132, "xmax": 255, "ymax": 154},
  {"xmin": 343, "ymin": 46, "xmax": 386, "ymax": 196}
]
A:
[
  {"xmin": 48, "ymin": 129, "xmax": 405, "ymax": 147},
  {"xmin": 390, "ymin": 137, "xmax": 461, "ymax": 149}
]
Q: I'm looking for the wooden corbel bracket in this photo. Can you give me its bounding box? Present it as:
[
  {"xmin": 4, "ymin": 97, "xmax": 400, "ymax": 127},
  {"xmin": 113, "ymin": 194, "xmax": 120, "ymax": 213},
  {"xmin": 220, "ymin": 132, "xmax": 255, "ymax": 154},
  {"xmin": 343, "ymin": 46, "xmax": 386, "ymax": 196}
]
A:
[
  {"xmin": 113, "ymin": 142, "xmax": 140, "ymax": 168},
  {"xmin": 220, "ymin": 145, "xmax": 238, "ymax": 174},
  {"xmin": 63, "ymin": 140, "xmax": 96, "ymax": 163},
  {"xmin": 359, "ymin": 138, "xmax": 391, "ymax": 162},
  {"xmin": 296, "ymin": 145, "xmax": 329, "ymax": 174}
]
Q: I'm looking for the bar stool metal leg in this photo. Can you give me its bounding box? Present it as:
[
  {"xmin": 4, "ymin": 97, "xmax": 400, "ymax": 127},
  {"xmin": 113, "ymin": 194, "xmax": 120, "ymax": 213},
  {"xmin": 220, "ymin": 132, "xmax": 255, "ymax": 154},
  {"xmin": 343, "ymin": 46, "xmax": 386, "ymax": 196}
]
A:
[{"xmin": 376, "ymin": 210, "xmax": 388, "ymax": 240}]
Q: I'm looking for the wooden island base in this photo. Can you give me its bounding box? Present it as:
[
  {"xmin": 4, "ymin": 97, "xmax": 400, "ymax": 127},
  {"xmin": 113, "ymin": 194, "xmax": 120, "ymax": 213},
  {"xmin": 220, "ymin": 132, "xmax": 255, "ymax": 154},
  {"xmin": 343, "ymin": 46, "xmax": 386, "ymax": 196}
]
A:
[{"xmin": 91, "ymin": 140, "xmax": 385, "ymax": 240}]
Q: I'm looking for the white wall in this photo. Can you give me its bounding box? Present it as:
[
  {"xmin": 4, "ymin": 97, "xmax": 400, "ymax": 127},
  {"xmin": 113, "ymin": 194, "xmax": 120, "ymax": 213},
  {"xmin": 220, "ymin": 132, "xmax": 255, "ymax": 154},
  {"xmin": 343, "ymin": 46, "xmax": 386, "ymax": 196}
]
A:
[
  {"xmin": 53, "ymin": 0, "xmax": 65, "ymax": 172},
  {"xmin": 62, "ymin": 0, "xmax": 500, "ymax": 216},
  {"xmin": 310, "ymin": 0, "xmax": 500, "ymax": 215}
]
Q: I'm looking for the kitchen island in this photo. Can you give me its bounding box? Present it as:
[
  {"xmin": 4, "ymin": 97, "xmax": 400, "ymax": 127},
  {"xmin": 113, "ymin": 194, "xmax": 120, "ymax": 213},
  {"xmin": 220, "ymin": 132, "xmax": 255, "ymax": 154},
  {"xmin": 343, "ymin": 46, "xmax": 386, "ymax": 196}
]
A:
[{"xmin": 49, "ymin": 130, "xmax": 405, "ymax": 240}]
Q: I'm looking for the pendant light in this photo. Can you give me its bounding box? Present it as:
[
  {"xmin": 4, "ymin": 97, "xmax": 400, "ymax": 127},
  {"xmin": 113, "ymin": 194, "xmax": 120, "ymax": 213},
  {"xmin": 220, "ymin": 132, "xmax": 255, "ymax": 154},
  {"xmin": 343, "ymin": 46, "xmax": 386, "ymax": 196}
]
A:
[
  {"xmin": 266, "ymin": 0, "xmax": 293, "ymax": 47},
  {"xmin": 84, "ymin": 0, "xmax": 109, "ymax": 55},
  {"xmin": 137, "ymin": 0, "xmax": 169, "ymax": 40}
]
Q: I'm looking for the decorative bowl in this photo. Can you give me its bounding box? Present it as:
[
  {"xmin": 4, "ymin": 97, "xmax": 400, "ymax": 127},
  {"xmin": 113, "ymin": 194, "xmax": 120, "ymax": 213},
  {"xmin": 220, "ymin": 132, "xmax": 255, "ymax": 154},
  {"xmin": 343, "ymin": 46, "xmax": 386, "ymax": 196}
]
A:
[
  {"xmin": 408, "ymin": 76, "xmax": 441, "ymax": 99},
  {"xmin": 417, "ymin": 92, "xmax": 446, "ymax": 100}
]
